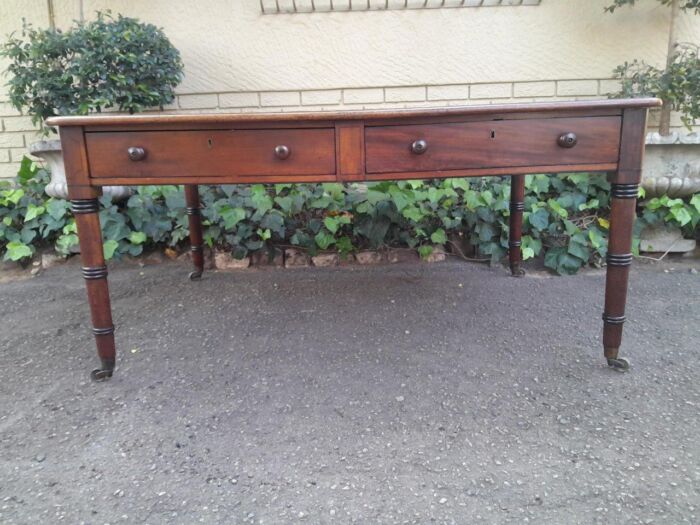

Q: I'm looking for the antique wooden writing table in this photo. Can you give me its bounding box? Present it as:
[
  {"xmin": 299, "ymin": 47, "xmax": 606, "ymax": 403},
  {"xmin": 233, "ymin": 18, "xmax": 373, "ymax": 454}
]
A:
[{"xmin": 47, "ymin": 98, "xmax": 661, "ymax": 380}]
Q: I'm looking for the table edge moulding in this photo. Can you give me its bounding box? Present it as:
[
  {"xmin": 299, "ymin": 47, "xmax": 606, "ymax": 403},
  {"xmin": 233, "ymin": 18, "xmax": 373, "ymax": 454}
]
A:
[{"xmin": 45, "ymin": 97, "xmax": 662, "ymax": 381}]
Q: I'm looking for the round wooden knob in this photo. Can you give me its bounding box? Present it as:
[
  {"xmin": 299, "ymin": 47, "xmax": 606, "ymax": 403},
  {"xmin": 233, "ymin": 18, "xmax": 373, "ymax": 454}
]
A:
[
  {"xmin": 127, "ymin": 146, "xmax": 146, "ymax": 161},
  {"xmin": 557, "ymin": 132, "xmax": 578, "ymax": 148},
  {"xmin": 411, "ymin": 139, "xmax": 428, "ymax": 155},
  {"xmin": 274, "ymin": 145, "xmax": 290, "ymax": 159}
]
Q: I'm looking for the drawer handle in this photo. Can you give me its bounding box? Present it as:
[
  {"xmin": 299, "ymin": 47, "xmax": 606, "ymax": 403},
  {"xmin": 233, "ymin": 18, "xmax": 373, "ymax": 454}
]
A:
[
  {"xmin": 410, "ymin": 139, "xmax": 428, "ymax": 155},
  {"xmin": 557, "ymin": 132, "xmax": 578, "ymax": 148},
  {"xmin": 127, "ymin": 146, "xmax": 147, "ymax": 161},
  {"xmin": 274, "ymin": 145, "xmax": 291, "ymax": 160}
]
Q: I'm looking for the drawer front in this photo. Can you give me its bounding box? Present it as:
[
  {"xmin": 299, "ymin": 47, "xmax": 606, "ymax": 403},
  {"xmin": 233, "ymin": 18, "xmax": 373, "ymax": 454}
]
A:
[
  {"xmin": 86, "ymin": 128, "xmax": 336, "ymax": 178},
  {"xmin": 364, "ymin": 117, "xmax": 621, "ymax": 174}
]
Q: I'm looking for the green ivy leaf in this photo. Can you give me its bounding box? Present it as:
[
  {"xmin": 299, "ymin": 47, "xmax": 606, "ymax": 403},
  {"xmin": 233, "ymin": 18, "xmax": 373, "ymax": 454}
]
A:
[
  {"xmin": 449, "ymin": 178, "xmax": 469, "ymax": 192},
  {"xmin": 588, "ymin": 227, "xmax": 605, "ymax": 250},
  {"xmin": 323, "ymin": 216, "xmax": 340, "ymax": 234},
  {"xmin": 528, "ymin": 208, "xmax": 549, "ymax": 231},
  {"xmin": 418, "ymin": 245, "xmax": 433, "ymax": 259},
  {"xmin": 257, "ymin": 228, "xmax": 271, "ymax": 241},
  {"xmin": 4, "ymin": 240, "xmax": 32, "ymax": 261},
  {"xmin": 690, "ymin": 194, "xmax": 700, "ymax": 213},
  {"xmin": 47, "ymin": 199, "xmax": 68, "ymax": 220},
  {"xmin": 103, "ymin": 239, "xmax": 119, "ymax": 260},
  {"xmin": 336, "ymin": 236, "xmax": 353, "ymax": 255},
  {"xmin": 55, "ymin": 233, "xmax": 78, "ymax": 255},
  {"xmin": 220, "ymin": 207, "xmax": 246, "ymax": 229},
  {"xmin": 274, "ymin": 195, "xmax": 293, "ymax": 213},
  {"xmin": 567, "ymin": 239, "xmax": 591, "ymax": 261},
  {"xmin": 547, "ymin": 198, "xmax": 568, "ymax": 219},
  {"xmin": 5, "ymin": 189, "xmax": 24, "ymax": 205},
  {"xmin": 250, "ymin": 185, "xmax": 273, "ymax": 215},
  {"xmin": 667, "ymin": 206, "xmax": 692, "ymax": 226},
  {"xmin": 314, "ymin": 230, "xmax": 335, "ymax": 250},
  {"xmin": 430, "ymin": 228, "xmax": 447, "ymax": 244},
  {"xmin": 521, "ymin": 235, "xmax": 542, "ymax": 260},
  {"xmin": 557, "ymin": 253, "xmax": 584, "ymax": 275},
  {"xmin": 128, "ymin": 231, "xmax": 146, "ymax": 244},
  {"xmin": 367, "ymin": 189, "xmax": 390, "ymax": 205},
  {"xmin": 544, "ymin": 247, "xmax": 566, "ymax": 271},
  {"xmin": 402, "ymin": 206, "xmax": 424, "ymax": 222}
]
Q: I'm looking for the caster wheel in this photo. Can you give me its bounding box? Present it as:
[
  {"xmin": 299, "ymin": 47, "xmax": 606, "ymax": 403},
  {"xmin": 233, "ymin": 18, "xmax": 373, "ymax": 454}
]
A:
[
  {"xmin": 510, "ymin": 265, "xmax": 526, "ymax": 277},
  {"xmin": 188, "ymin": 270, "xmax": 202, "ymax": 281},
  {"xmin": 607, "ymin": 357, "xmax": 630, "ymax": 372},
  {"xmin": 90, "ymin": 368, "xmax": 113, "ymax": 381}
]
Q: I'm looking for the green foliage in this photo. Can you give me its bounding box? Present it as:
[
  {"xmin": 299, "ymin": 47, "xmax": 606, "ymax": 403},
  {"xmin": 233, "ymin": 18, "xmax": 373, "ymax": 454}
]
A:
[
  {"xmin": 1, "ymin": 11, "xmax": 183, "ymax": 133},
  {"xmin": 639, "ymin": 193, "xmax": 700, "ymax": 236},
  {"xmin": 612, "ymin": 44, "xmax": 700, "ymax": 129},
  {"xmin": 0, "ymin": 157, "xmax": 70, "ymax": 261},
  {"xmin": 605, "ymin": 0, "xmax": 700, "ymax": 13},
  {"xmin": 606, "ymin": 1, "xmax": 700, "ymax": 130},
  {"xmin": 1, "ymin": 157, "xmax": 698, "ymax": 274}
]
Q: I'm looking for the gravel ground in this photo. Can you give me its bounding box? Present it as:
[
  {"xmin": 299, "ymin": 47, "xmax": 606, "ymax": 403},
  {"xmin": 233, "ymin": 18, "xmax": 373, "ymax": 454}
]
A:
[{"xmin": 0, "ymin": 256, "xmax": 699, "ymax": 524}]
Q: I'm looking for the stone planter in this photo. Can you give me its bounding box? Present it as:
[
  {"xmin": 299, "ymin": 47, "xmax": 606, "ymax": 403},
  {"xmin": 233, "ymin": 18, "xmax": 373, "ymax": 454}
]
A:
[
  {"xmin": 29, "ymin": 139, "xmax": 131, "ymax": 200},
  {"xmin": 642, "ymin": 132, "xmax": 700, "ymax": 198},
  {"xmin": 639, "ymin": 132, "xmax": 699, "ymax": 253}
]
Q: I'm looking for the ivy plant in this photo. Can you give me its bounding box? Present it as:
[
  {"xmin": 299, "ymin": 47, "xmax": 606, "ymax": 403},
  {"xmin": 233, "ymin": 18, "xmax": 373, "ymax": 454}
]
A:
[
  {"xmin": 1, "ymin": 11, "xmax": 183, "ymax": 134},
  {"xmin": 2, "ymin": 157, "xmax": 698, "ymax": 274}
]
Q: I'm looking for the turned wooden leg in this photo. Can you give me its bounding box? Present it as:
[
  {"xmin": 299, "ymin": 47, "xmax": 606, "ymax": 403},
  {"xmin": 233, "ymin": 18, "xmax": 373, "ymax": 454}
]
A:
[
  {"xmin": 508, "ymin": 174, "xmax": 525, "ymax": 277},
  {"xmin": 72, "ymin": 198, "xmax": 116, "ymax": 381},
  {"xmin": 185, "ymin": 185, "xmax": 204, "ymax": 280},
  {"xmin": 602, "ymin": 183, "xmax": 638, "ymax": 371}
]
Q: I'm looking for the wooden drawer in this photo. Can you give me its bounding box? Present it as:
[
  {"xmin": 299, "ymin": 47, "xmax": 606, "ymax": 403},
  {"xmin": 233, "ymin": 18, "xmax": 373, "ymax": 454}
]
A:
[
  {"xmin": 364, "ymin": 117, "xmax": 621, "ymax": 174},
  {"xmin": 86, "ymin": 128, "xmax": 336, "ymax": 179}
]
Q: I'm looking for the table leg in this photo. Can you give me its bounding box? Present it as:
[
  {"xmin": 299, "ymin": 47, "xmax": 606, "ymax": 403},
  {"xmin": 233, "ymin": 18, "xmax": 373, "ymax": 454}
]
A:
[
  {"xmin": 72, "ymin": 198, "xmax": 116, "ymax": 381},
  {"xmin": 185, "ymin": 185, "xmax": 204, "ymax": 280},
  {"xmin": 509, "ymin": 174, "xmax": 525, "ymax": 276},
  {"xmin": 602, "ymin": 183, "xmax": 638, "ymax": 371}
]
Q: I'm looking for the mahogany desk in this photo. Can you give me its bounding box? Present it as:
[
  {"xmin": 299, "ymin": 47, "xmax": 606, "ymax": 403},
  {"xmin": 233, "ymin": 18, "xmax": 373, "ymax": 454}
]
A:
[{"xmin": 47, "ymin": 98, "xmax": 661, "ymax": 380}]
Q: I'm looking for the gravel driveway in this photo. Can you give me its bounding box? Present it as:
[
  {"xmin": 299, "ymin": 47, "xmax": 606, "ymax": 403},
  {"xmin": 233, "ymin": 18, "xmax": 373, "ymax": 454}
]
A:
[{"xmin": 1, "ymin": 257, "xmax": 699, "ymax": 524}]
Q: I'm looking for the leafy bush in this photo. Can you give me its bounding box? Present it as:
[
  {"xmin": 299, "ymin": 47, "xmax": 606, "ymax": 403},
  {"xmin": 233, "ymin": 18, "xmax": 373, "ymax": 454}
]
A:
[
  {"xmin": 612, "ymin": 44, "xmax": 700, "ymax": 130},
  {"xmin": 1, "ymin": 158, "xmax": 698, "ymax": 274},
  {"xmin": 1, "ymin": 11, "xmax": 183, "ymax": 133},
  {"xmin": 606, "ymin": 0, "xmax": 700, "ymax": 134}
]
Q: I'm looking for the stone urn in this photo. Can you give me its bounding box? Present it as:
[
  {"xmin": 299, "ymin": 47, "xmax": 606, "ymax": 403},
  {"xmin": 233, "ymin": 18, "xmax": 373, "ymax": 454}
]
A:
[
  {"xmin": 29, "ymin": 139, "xmax": 131, "ymax": 200},
  {"xmin": 642, "ymin": 132, "xmax": 700, "ymax": 197},
  {"xmin": 639, "ymin": 132, "xmax": 699, "ymax": 253}
]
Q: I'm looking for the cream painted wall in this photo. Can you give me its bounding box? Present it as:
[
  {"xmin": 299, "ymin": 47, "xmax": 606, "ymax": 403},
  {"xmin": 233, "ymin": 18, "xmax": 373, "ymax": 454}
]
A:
[
  {"xmin": 1, "ymin": 0, "xmax": 699, "ymax": 179},
  {"xmin": 69, "ymin": 0, "xmax": 696, "ymax": 92}
]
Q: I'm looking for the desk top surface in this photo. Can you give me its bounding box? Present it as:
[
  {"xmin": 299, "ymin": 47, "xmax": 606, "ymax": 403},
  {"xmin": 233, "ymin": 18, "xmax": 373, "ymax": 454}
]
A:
[{"xmin": 47, "ymin": 98, "xmax": 662, "ymax": 128}]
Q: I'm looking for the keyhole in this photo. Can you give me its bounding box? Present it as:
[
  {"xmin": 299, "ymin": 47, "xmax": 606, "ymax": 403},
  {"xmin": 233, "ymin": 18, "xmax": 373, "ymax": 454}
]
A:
[
  {"xmin": 207, "ymin": 138, "xmax": 213, "ymax": 148},
  {"xmin": 490, "ymin": 130, "xmax": 496, "ymax": 139}
]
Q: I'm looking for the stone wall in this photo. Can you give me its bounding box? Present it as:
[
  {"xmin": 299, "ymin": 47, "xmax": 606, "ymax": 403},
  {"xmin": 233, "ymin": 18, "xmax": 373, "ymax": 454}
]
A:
[{"xmin": 0, "ymin": 0, "xmax": 699, "ymax": 180}]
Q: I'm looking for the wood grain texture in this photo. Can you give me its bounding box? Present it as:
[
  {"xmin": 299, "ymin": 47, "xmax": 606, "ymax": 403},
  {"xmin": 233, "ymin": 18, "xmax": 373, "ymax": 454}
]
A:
[
  {"xmin": 614, "ymin": 108, "xmax": 648, "ymax": 184},
  {"xmin": 59, "ymin": 127, "xmax": 100, "ymax": 199},
  {"xmin": 336, "ymin": 122, "xmax": 365, "ymax": 181},
  {"xmin": 47, "ymin": 98, "xmax": 661, "ymax": 127},
  {"xmin": 86, "ymin": 129, "xmax": 336, "ymax": 179},
  {"xmin": 365, "ymin": 117, "xmax": 621, "ymax": 174}
]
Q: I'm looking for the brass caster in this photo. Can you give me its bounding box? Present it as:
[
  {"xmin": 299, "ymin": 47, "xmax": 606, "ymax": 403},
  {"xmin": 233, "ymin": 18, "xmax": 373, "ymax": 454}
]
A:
[
  {"xmin": 607, "ymin": 357, "xmax": 631, "ymax": 372},
  {"xmin": 90, "ymin": 368, "xmax": 113, "ymax": 381},
  {"xmin": 510, "ymin": 265, "xmax": 526, "ymax": 277},
  {"xmin": 188, "ymin": 270, "xmax": 203, "ymax": 281}
]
